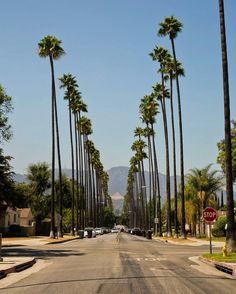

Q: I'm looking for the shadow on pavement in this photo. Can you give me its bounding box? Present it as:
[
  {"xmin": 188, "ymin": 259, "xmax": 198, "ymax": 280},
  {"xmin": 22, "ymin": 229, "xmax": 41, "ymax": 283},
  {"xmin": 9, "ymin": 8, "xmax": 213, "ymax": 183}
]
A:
[{"xmin": 2, "ymin": 248, "xmax": 85, "ymax": 259}]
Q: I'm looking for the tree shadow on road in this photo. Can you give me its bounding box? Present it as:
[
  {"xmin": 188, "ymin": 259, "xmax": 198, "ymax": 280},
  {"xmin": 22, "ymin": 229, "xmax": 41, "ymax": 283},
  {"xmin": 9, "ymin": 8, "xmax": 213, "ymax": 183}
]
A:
[{"xmin": 2, "ymin": 248, "xmax": 85, "ymax": 260}]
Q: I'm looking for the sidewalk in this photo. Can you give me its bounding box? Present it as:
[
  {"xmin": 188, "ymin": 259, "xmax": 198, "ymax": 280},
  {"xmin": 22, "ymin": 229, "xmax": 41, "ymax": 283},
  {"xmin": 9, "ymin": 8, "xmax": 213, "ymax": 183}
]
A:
[
  {"xmin": 153, "ymin": 236, "xmax": 236, "ymax": 276},
  {"xmin": 153, "ymin": 236, "xmax": 225, "ymax": 248},
  {"xmin": 0, "ymin": 235, "xmax": 81, "ymax": 280},
  {"xmin": 2, "ymin": 235, "xmax": 81, "ymax": 247}
]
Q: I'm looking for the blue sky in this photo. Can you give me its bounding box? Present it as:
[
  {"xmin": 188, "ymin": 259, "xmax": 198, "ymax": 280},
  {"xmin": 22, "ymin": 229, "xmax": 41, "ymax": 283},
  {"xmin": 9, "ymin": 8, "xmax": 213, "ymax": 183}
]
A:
[{"xmin": 1, "ymin": 0, "xmax": 236, "ymax": 175}]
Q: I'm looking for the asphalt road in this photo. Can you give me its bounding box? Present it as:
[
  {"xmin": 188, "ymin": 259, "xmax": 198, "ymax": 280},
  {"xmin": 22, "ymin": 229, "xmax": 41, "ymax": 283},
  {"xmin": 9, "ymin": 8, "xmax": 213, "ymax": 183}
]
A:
[{"xmin": 0, "ymin": 233, "xmax": 235, "ymax": 293}]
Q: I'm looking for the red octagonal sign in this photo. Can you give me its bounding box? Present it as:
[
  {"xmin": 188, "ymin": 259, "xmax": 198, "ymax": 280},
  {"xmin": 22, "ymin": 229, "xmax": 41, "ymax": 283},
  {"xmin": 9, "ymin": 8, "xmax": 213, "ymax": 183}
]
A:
[{"xmin": 203, "ymin": 207, "xmax": 217, "ymax": 223}]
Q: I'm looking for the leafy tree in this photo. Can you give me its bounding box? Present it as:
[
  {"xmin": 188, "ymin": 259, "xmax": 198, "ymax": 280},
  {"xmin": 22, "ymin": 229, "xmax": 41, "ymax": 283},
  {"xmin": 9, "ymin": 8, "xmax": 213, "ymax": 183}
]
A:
[
  {"xmin": 55, "ymin": 174, "xmax": 72, "ymax": 209},
  {"xmin": 0, "ymin": 85, "xmax": 13, "ymax": 144},
  {"xmin": 0, "ymin": 148, "xmax": 23, "ymax": 208},
  {"xmin": 212, "ymin": 216, "xmax": 227, "ymax": 237},
  {"xmin": 103, "ymin": 207, "xmax": 116, "ymax": 228},
  {"xmin": 217, "ymin": 120, "xmax": 236, "ymax": 182}
]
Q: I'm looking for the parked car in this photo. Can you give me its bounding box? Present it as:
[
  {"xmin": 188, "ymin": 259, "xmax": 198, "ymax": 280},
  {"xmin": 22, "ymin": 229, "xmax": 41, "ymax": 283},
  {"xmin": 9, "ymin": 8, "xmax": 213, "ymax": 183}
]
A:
[
  {"xmin": 111, "ymin": 228, "xmax": 119, "ymax": 233},
  {"xmin": 84, "ymin": 228, "xmax": 96, "ymax": 238},
  {"xmin": 95, "ymin": 228, "xmax": 104, "ymax": 235},
  {"xmin": 131, "ymin": 227, "xmax": 142, "ymax": 236}
]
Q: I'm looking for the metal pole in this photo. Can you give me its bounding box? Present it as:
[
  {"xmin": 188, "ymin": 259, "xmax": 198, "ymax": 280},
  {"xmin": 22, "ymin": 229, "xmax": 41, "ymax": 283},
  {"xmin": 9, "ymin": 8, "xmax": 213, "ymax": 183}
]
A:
[
  {"xmin": 0, "ymin": 233, "xmax": 3, "ymax": 262},
  {"xmin": 209, "ymin": 223, "xmax": 212, "ymax": 255}
]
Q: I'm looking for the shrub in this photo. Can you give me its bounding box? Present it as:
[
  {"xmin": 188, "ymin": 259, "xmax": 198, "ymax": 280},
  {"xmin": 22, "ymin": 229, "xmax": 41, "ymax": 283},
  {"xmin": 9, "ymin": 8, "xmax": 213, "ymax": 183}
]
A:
[
  {"xmin": 212, "ymin": 216, "xmax": 226, "ymax": 237},
  {"xmin": 9, "ymin": 224, "xmax": 21, "ymax": 233}
]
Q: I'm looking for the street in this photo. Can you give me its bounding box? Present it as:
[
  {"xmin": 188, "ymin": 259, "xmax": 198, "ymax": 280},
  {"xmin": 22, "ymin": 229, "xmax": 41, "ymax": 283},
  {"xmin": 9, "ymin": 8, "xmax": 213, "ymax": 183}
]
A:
[{"xmin": 0, "ymin": 233, "xmax": 235, "ymax": 293}]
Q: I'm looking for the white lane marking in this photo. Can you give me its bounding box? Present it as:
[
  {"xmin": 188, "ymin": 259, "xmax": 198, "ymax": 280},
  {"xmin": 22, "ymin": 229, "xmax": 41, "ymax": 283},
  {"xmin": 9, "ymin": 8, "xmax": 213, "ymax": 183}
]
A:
[{"xmin": 123, "ymin": 257, "xmax": 166, "ymax": 262}]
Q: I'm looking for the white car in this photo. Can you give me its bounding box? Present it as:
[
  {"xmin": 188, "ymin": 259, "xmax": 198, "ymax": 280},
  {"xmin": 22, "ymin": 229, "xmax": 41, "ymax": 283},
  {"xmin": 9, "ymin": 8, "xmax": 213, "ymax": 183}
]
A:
[
  {"xmin": 111, "ymin": 228, "xmax": 119, "ymax": 233},
  {"xmin": 95, "ymin": 228, "xmax": 103, "ymax": 235},
  {"xmin": 84, "ymin": 228, "xmax": 96, "ymax": 238}
]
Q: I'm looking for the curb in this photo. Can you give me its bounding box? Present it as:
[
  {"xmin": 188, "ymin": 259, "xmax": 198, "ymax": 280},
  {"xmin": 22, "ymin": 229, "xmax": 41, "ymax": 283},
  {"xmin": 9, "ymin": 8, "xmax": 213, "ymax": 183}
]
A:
[
  {"xmin": 2, "ymin": 244, "xmax": 24, "ymax": 248},
  {"xmin": 199, "ymin": 257, "xmax": 236, "ymax": 276},
  {"xmin": 0, "ymin": 258, "xmax": 36, "ymax": 280},
  {"xmin": 44, "ymin": 236, "xmax": 81, "ymax": 245}
]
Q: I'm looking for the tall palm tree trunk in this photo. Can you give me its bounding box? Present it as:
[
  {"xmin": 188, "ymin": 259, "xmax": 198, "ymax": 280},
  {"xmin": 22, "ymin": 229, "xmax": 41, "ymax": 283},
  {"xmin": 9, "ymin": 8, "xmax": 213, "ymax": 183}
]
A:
[
  {"xmin": 53, "ymin": 90, "xmax": 63, "ymax": 238},
  {"xmin": 218, "ymin": 0, "xmax": 236, "ymax": 251},
  {"xmin": 77, "ymin": 113, "xmax": 84, "ymax": 229},
  {"xmin": 170, "ymin": 38, "xmax": 186, "ymax": 238},
  {"xmin": 74, "ymin": 113, "xmax": 79, "ymax": 233},
  {"xmin": 151, "ymin": 124, "xmax": 162, "ymax": 236},
  {"xmin": 169, "ymin": 72, "xmax": 178, "ymax": 237},
  {"xmin": 140, "ymin": 160, "xmax": 148, "ymax": 229},
  {"xmin": 161, "ymin": 73, "xmax": 172, "ymax": 236},
  {"xmin": 147, "ymin": 133, "xmax": 154, "ymax": 230},
  {"xmin": 49, "ymin": 55, "xmax": 56, "ymax": 238},
  {"xmin": 68, "ymin": 98, "xmax": 75, "ymax": 235}
]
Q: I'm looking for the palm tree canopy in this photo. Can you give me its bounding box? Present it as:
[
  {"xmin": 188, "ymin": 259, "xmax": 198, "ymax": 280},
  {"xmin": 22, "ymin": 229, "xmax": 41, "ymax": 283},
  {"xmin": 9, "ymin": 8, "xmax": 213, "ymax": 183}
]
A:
[
  {"xmin": 139, "ymin": 94, "xmax": 159, "ymax": 125},
  {"xmin": 131, "ymin": 140, "xmax": 147, "ymax": 153},
  {"xmin": 38, "ymin": 35, "xmax": 65, "ymax": 59},
  {"xmin": 150, "ymin": 46, "xmax": 170, "ymax": 64},
  {"xmin": 78, "ymin": 116, "xmax": 92, "ymax": 136},
  {"xmin": 134, "ymin": 127, "xmax": 144, "ymax": 138},
  {"xmin": 59, "ymin": 73, "xmax": 78, "ymax": 91},
  {"xmin": 186, "ymin": 164, "xmax": 223, "ymax": 203},
  {"xmin": 161, "ymin": 57, "xmax": 185, "ymax": 79},
  {"xmin": 158, "ymin": 16, "xmax": 183, "ymax": 39},
  {"xmin": 152, "ymin": 83, "xmax": 170, "ymax": 101}
]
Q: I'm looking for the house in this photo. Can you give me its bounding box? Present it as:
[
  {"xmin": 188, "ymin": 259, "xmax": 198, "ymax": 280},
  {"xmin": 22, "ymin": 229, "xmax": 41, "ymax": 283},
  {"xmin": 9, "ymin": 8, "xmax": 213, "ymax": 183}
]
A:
[
  {"xmin": 0, "ymin": 207, "xmax": 20, "ymax": 229},
  {"xmin": 0, "ymin": 207, "xmax": 35, "ymax": 236},
  {"xmin": 17, "ymin": 208, "xmax": 33, "ymax": 226}
]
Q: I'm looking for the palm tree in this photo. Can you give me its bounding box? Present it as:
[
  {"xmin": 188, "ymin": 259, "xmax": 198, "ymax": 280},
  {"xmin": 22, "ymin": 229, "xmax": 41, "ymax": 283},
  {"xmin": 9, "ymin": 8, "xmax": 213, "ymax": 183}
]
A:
[
  {"xmin": 186, "ymin": 164, "xmax": 223, "ymax": 235},
  {"xmin": 38, "ymin": 35, "xmax": 65, "ymax": 238},
  {"xmin": 130, "ymin": 140, "xmax": 148, "ymax": 229},
  {"xmin": 27, "ymin": 162, "xmax": 51, "ymax": 235},
  {"xmin": 152, "ymin": 82, "xmax": 172, "ymax": 236},
  {"xmin": 59, "ymin": 73, "xmax": 78, "ymax": 235},
  {"xmin": 139, "ymin": 95, "xmax": 161, "ymax": 234},
  {"xmin": 78, "ymin": 116, "xmax": 93, "ymax": 227},
  {"xmin": 162, "ymin": 57, "xmax": 185, "ymax": 237},
  {"xmin": 218, "ymin": 0, "xmax": 236, "ymax": 251},
  {"xmin": 158, "ymin": 17, "xmax": 186, "ymax": 238}
]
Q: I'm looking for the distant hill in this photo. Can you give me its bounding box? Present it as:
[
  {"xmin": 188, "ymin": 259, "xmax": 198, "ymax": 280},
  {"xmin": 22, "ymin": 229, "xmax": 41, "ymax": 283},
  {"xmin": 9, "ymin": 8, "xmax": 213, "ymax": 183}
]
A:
[
  {"xmin": 107, "ymin": 166, "xmax": 180, "ymax": 198},
  {"xmin": 13, "ymin": 166, "xmax": 232, "ymax": 215}
]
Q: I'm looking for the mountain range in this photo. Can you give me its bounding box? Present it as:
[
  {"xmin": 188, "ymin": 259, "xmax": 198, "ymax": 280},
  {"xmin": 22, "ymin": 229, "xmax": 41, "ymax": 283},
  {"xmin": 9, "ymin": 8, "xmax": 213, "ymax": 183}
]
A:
[
  {"xmin": 13, "ymin": 166, "xmax": 180, "ymax": 198},
  {"xmin": 107, "ymin": 166, "xmax": 181, "ymax": 197},
  {"xmin": 14, "ymin": 166, "xmax": 181, "ymax": 214}
]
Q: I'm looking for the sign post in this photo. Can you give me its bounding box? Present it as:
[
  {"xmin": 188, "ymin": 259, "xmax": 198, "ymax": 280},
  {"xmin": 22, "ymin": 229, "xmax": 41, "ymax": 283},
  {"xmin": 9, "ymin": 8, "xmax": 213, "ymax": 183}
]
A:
[{"xmin": 203, "ymin": 207, "xmax": 217, "ymax": 254}]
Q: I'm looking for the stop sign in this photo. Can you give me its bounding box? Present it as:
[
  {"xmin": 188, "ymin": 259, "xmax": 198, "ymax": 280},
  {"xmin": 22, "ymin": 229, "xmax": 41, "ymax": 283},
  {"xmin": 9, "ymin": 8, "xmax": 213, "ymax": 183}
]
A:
[{"xmin": 203, "ymin": 207, "xmax": 217, "ymax": 223}]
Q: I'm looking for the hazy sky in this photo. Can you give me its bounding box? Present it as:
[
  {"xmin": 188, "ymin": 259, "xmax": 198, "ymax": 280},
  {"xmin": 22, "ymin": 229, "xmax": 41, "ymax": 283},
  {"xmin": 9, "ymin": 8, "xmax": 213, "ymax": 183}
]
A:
[{"xmin": 1, "ymin": 0, "xmax": 236, "ymax": 175}]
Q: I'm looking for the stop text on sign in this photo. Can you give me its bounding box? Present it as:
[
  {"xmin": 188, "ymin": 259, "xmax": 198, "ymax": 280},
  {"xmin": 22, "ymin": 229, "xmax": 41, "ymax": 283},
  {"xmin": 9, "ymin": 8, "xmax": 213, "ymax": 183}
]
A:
[{"xmin": 203, "ymin": 207, "xmax": 217, "ymax": 223}]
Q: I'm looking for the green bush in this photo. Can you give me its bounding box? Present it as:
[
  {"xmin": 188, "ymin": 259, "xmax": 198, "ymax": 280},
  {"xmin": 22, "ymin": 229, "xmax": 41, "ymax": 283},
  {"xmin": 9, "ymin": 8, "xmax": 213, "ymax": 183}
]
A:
[
  {"xmin": 212, "ymin": 216, "xmax": 226, "ymax": 237},
  {"xmin": 9, "ymin": 224, "xmax": 21, "ymax": 233}
]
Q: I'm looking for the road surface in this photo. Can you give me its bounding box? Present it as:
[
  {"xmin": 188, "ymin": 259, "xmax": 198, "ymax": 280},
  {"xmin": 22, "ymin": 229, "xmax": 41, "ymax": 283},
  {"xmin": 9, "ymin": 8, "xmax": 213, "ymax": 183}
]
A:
[{"xmin": 0, "ymin": 233, "xmax": 235, "ymax": 293}]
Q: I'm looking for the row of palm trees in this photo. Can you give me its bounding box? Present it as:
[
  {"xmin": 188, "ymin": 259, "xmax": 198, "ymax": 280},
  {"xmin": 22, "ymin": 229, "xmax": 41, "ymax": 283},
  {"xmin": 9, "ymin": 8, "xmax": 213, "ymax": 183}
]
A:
[
  {"xmin": 125, "ymin": 1, "xmax": 236, "ymax": 251},
  {"xmin": 124, "ymin": 16, "xmax": 186, "ymax": 237},
  {"xmin": 38, "ymin": 36, "xmax": 109, "ymax": 238}
]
